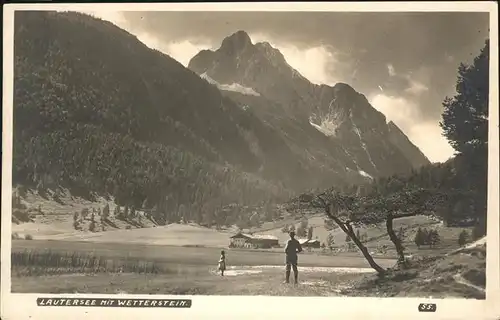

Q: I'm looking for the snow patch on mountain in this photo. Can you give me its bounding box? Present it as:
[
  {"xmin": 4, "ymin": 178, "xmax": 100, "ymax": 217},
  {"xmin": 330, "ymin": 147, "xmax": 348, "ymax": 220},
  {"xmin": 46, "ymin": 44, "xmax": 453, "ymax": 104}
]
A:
[
  {"xmin": 200, "ymin": 73, "xmax": 260, "ymax": 96},
  {"xmin": 309, "ymin": 117, "xmax": 339, "ymax": 137},
  {"xmin": 219, "ymin": 83, "xmax": 260, "ymax": 96},
  {"xmin": 358, "ymin": 170, "xmax": 373, "ymax": 180},
  {"xmin": 347, "ymin": 166, "xmax": 373, "ymax": 180},
  {"xmin": 200, "ymin": 72, "xmax": 218, "ymax": 84},
  {"xmin": 308, "ymin": 109, "xmax": 343, "ymax": 137}
]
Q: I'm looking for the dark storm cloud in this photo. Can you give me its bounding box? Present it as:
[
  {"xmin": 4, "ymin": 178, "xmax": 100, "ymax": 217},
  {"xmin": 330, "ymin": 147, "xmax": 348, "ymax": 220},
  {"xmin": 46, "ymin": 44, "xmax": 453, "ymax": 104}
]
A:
[{"xmin": 121, "ymin": 11, "xmax": 489, "ymax": 121}]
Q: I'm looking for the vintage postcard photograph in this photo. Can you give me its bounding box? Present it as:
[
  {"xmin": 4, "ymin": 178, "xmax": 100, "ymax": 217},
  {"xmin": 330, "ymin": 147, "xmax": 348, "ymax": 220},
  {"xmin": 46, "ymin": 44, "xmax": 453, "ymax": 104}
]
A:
[{"xmin": 2, "ymin": 2, "xmax": 499, "ymax": 319}]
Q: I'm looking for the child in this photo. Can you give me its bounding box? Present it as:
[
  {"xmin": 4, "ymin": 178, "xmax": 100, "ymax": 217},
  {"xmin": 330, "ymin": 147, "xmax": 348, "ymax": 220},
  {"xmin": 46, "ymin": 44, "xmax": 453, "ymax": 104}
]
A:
[{"xmin": 218, "ymin": 250, "xmax": 226, "ymax": 276}]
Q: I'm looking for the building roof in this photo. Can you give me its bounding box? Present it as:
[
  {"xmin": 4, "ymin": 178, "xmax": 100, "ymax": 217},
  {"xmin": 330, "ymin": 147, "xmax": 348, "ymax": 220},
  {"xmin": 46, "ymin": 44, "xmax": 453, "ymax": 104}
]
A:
[
  {"xmin": 229, "ymin": 232, "xmax": 251, "ymax": 239},
  {"xmin": 249, "ymin": 234, "xmax": 279, "ymax": 240},
  {"xmin": 230, "ymin": 232, "xmax": 278, "ymax": 241}
]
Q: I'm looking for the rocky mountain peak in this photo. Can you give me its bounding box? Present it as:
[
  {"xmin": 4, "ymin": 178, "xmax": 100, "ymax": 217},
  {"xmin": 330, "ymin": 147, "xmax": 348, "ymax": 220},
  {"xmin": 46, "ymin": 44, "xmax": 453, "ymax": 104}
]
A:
[
  {"xmin": 188, "ymin": 31, "xmax": 431, "ymax": 178},
  {"xmin": 220, "ymin": 30, "xmax": 253, "ymax": 55},
  {"xmin": 333, "ymin": 82, "xmax": 358, "ymax": 95},
  {"xmin": 255, "ymin": 41, "xmax": 287, "ymax": 66}
]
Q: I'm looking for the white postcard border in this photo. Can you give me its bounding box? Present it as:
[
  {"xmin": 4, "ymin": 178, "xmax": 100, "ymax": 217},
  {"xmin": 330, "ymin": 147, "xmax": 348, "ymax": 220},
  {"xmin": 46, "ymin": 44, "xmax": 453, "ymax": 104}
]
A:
[{"xmin": 2, "ymin": 2, "xmax": 499, "ymax": 320}]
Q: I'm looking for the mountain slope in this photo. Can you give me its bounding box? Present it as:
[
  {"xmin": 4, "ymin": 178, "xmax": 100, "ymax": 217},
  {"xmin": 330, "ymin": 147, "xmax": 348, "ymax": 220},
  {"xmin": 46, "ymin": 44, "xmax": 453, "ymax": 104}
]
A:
[
  {"xmin": 189, "ymin": 30, "xmax": 431, "ymax": 181},
  {"xmin": 13, "ymin": 13, "xmax": 430, "ymax": 230},
  {"xmin": 387, "ymin": 121, "xmax": 430, "ymax": 167},
  {"xmin": 13, "ymin": 11, "xmax": 298, "ymax": 227}
]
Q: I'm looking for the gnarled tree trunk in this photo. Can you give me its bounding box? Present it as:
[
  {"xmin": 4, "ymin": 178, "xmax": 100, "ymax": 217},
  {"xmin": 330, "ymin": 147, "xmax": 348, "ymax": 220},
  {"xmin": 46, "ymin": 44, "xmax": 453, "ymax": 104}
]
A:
[
  {"xmin": 386, "ymin": 212, "xmax": 416, "ymax": 269},
  {"xmin": 325, "ymin": 206, "xmax": 386, "ymax": 275},
  {"xmin": 344, "ymin": 222, "xmax": 386, "ymax": 275}
]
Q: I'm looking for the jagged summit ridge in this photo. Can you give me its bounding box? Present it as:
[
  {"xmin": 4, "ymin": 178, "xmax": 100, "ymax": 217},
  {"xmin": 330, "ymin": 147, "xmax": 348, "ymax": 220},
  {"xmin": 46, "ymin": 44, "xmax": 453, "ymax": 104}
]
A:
[
  {"xmin": 188, "ymin": 30, "xmax": 431, "ymax": 180},
  {"xmin": 333, "ymin": 82, "xmax": 358, "ymax": 94},
  {"xmin": 220, "ymin": 30, "xmax": 253, "ymax": 55},
  {"xmin": 189, "ymin": 30, "xmax": 306, "ymax": 87}
]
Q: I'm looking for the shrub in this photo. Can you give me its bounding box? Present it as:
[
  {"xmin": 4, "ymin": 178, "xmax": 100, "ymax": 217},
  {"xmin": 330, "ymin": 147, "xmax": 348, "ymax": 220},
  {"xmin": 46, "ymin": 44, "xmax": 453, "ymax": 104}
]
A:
[
  {"xmin": 458, "ymin": 230, "xmax": 469, "ymax": 246},
  {"xmin": 326, "ymin": 233, "xmax": 335, "ymax": 250},
  {"xmin": 12, "ymin": 215, "xmax": 21, "ymax": 225},
  {"xmin": 472, "ymin": 220, "xmax": 486, "ymax": 240},
  {"xmin": 81, "ymin": 208, "xmax": 89, "ymax": 220},
  {"xmin": 427, "ymin": 229, "xmax": 441, "ymax": 248},
  {"xmin": 296, "ymin": 219, "xmax": 308, "ymax": 238},
  {"xmin": 12, "ymin": 193, "xmax": 26, "ymax": 209},
  {"xmin": 12, "ymin": 232, "xmax": 22, "ymax": 240},
  {"xmin": 114, "ymin": 205, "xmax": 120, "ymax": 217},
  {"xmin": 53, "ymin": 190, "xmax": 63, "ymax": 204},
  {"xmin": 25, "ymin": 234, "xmax": 33, "ymax": 240},
  {"xmin": 307, "ymin": 226, "xmax": 314, "ymax": 240},
  {"xmin": 103, "ymin": 203, "xmax": 110, "ymax": 219},
  {"xmin": 414, "ymin": 227, "xmax": 426, "ymax": 248}
]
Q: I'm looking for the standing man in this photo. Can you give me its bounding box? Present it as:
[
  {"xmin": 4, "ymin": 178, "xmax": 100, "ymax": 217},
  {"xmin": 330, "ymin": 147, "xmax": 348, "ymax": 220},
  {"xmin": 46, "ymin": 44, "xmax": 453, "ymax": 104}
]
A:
[{"xmin": 284, "ymin": 231, "xmax": 302, "ymax": 284}]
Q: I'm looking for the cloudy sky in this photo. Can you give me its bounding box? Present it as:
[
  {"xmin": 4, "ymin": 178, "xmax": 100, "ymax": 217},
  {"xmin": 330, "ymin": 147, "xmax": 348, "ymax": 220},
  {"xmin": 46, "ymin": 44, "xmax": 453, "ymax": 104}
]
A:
[{"xmin": 86, "ymin": 10, "xmax": 489, "ymax": 163}]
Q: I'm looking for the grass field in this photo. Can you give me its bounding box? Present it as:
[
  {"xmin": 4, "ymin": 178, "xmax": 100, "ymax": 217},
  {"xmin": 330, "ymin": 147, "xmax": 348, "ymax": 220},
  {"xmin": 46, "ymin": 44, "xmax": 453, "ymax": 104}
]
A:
[
  {"xmin": 11, "ymin": 239, "xmax": 395, "ymax": 295},
  {"xmin": 11, "ymin": 240, "xmax": 397, "ymax": 269},
  {"xmin": 10, "ymin": 239, "xmax": 485, "ymax": 298},
  {"xmin": 11, "ymin": 267, "xmax": 366, "ymax": 296},
  {"xmin": 9, "ymin": 187, "xmax": 484, "ymax": 298}
]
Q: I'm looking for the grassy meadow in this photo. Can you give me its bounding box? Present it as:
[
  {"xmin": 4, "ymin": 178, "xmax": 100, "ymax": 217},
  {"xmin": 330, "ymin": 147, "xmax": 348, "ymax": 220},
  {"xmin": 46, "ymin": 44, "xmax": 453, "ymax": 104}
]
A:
[
  {"xmin": 10, "ymin": 188, "xmax": 483, "ymax": 298},
  {"xmin": 11, "ymin": 239, "xmax": 395, "ymax": 295}
]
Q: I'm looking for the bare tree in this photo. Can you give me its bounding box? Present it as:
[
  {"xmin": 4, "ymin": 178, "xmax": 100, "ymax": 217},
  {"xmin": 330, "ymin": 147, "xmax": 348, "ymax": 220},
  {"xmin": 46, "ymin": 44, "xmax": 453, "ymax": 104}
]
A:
[{"xmin": 308, "ymin": 187, "xmax": 456, "ymax": 274}]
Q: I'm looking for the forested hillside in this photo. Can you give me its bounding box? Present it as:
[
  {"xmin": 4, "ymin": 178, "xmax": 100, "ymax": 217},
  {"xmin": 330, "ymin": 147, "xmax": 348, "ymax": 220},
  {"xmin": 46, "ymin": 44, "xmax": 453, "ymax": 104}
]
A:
[{"xmin": 13, "ymin": 11, "xmax": 295, "ymax": 227}]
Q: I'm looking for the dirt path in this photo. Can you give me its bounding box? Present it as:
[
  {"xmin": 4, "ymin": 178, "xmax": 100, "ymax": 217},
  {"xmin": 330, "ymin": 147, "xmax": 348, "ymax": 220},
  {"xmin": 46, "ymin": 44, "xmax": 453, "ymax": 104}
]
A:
[
  {"xmin": 453, "ymin": 274, "xmax": 485, "ymax": 293},
  {"xmin": 12, "ymin": 267, "xmax": 364, "ymax": 296}
]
